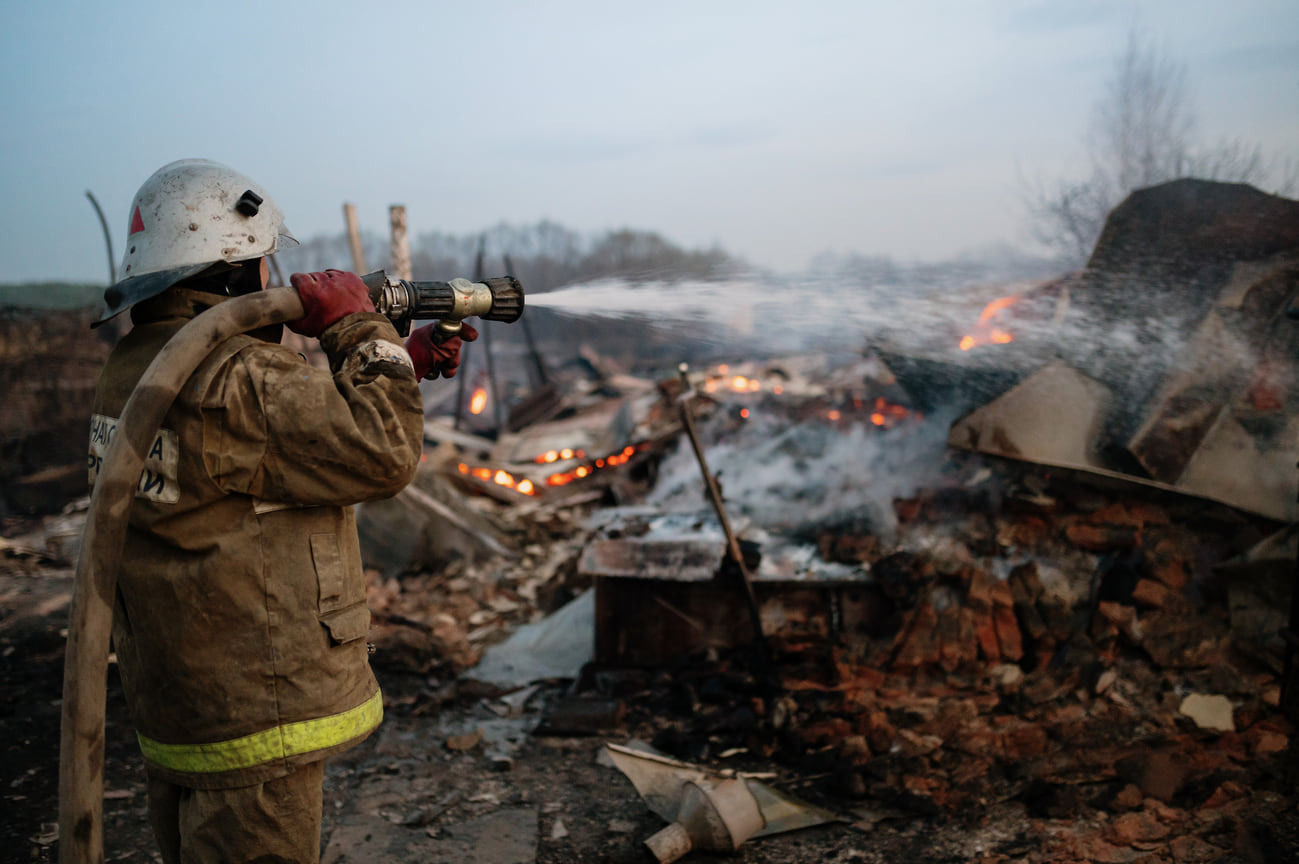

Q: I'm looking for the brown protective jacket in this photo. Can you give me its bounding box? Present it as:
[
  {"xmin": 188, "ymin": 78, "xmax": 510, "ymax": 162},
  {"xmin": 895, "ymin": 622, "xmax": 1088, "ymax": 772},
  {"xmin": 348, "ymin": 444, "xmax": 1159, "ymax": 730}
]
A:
[{"xmin": 90, "ymin": 287, "xmax": 423, "ymax": 789}]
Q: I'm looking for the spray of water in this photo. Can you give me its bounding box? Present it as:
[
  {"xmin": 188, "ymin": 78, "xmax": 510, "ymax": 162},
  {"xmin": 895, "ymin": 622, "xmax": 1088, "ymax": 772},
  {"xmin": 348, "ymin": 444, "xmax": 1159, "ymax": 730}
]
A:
[{"xmin": 528, "ymin": 270, "xmax": 1233, "ymax": 415}]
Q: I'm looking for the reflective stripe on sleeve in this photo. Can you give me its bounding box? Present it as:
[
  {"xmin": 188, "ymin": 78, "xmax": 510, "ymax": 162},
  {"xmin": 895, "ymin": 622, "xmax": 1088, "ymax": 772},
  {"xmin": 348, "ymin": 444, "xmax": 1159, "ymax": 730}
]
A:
[{"xmin": 136, "ymin": 690, "xmax": 383, "ymax": 774}]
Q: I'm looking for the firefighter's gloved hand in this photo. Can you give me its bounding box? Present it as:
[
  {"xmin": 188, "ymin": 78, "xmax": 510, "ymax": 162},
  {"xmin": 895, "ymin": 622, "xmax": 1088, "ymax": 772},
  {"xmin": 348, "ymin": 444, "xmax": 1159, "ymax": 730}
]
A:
[
  {"xmin": 407, "ymin": 322, "xmax": 478, "ymax": 380},
  {"xmin": 288, "ymin": 270, "xmax": 375, "ymax": 338}
]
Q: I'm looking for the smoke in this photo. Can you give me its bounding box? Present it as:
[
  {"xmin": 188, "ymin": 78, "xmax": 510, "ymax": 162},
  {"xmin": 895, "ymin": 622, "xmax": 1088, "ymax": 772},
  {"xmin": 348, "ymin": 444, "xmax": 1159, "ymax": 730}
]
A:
[{"xmin": 646, "ymin": 405, "xmax": 961, "ymax": 542}]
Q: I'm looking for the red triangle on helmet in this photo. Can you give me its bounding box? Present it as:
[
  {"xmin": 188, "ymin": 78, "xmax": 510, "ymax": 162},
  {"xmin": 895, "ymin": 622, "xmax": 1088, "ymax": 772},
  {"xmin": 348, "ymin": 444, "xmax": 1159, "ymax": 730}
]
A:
[{"xmin": 129, "ymin": 206, "xmax": 145, "ymax": 235}]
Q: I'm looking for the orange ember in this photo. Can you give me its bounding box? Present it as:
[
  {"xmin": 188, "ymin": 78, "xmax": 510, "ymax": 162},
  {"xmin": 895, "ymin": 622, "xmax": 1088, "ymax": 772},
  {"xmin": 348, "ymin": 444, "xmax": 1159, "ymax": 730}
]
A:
[
  {"xmin": 456, "ymin": 462, "xmax": 536, "ymax": 496},
  {"xmin": 959, "ymin": 293, "xmax": 1021, "ymax": 351},
  {"xmin": 869, "ymin": 397, "xmax": 912, "ymax": 428},
  {"xmin": 469, "ymin": 387, "xmax": 488, "ymax": 414}
]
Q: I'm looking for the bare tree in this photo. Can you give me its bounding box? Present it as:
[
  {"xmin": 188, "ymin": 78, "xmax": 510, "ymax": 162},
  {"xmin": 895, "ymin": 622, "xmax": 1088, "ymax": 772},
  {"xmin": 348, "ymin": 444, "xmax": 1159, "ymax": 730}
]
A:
[{"xmin": 1026, "ymin": 27, "xmax": 1282, "ymax": 264}]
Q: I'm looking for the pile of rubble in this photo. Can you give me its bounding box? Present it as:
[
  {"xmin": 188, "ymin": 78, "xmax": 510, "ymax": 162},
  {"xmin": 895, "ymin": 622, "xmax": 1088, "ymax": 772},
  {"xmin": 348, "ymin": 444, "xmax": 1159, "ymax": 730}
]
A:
[
  {"xmin": 337, "ymin": 344, "xmax": 1294, "ymax": 860},
  {"xmin": 592, "ymin": 465, "xmax": 1293, "ymax": 861}
]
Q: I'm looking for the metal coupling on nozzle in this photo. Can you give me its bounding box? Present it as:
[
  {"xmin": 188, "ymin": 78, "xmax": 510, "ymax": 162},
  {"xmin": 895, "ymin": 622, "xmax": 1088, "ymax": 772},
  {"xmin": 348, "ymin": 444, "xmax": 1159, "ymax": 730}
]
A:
[{"xmin": 361, "ymin": 271, "xmax": 525, "ymax": 337}]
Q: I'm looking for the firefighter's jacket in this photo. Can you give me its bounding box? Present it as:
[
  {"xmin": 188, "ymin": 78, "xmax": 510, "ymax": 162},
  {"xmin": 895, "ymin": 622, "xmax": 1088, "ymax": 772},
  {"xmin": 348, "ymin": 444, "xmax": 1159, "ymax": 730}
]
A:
[{"xmin": 89, "ymin": 287, "xmax": 423, "ymax": 789}]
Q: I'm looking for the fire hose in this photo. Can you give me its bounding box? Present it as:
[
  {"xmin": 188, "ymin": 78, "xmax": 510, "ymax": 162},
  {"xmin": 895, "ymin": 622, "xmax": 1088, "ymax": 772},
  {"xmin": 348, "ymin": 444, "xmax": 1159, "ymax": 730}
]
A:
[{"xmin": 58, "ymin": 274, "xmax": 522, "ymax": 864}]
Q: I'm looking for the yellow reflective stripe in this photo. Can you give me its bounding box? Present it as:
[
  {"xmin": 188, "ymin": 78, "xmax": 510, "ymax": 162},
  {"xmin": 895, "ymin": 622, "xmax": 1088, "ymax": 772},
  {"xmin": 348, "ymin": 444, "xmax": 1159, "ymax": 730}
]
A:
[{"xmin": 137, "ymin": 691, "xmax": 383, "ymax": 774}]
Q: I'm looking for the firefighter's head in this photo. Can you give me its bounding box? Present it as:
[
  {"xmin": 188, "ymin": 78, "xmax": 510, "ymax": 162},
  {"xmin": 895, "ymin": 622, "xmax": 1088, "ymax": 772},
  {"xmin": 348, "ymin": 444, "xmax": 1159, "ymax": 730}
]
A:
[{"xmin": 97, "ymin": 159, "xmax": 297, "ymax": 324}]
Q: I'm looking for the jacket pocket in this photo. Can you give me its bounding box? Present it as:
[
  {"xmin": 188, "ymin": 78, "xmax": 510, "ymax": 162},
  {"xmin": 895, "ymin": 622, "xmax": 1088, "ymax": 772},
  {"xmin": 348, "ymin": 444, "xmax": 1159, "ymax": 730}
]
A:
[
  {"xmin": 309, "ymin": 533, "xmax": 348, "ymax": 614},
  {"xmin": 320, "ymin": 603, "xmax": 371, "ymax": 645}
]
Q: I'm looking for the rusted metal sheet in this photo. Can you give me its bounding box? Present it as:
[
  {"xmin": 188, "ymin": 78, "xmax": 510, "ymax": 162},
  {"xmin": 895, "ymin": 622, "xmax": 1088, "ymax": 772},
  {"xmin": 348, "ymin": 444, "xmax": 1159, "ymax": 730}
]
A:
[{"xmin": 948, "ymin": 363, "xmax": 1111, "ymax": 470}]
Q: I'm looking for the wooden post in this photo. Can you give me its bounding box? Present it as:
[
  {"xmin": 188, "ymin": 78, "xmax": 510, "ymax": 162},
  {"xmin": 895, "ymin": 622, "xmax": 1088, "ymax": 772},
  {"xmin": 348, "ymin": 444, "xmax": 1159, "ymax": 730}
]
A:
[
  {"xmin": 389, "ymin": 205, "xmax": 411, "ymax": 281},
  {"xmin": 343, "ymin": 203, "xmax": 367, "ymax": 275}
]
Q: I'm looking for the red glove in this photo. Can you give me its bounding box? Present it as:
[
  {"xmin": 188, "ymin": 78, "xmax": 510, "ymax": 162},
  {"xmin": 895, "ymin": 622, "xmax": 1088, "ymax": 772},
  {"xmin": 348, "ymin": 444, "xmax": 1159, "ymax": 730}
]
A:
[
  {"xmin": 288, "ymin": 270, "xmax": 374, "ymax": 338},
  {"xmin": 407, "ymin": 322, "xmax": 478, "ymax": 380}
]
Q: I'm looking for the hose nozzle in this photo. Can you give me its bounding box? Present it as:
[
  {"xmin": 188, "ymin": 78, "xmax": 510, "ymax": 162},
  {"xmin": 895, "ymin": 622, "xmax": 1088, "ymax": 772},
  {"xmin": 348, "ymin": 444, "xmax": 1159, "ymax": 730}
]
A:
[{"xmin": 362, "ymin": 271, "xmax": 524, "ymax": 337}]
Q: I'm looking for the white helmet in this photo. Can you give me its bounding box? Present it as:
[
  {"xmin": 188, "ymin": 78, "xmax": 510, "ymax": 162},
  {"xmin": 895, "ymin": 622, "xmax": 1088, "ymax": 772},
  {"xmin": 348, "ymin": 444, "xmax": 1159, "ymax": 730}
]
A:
[{"xmin": 98, "ymin": 159, "xmax": 297, "ymax": 323}]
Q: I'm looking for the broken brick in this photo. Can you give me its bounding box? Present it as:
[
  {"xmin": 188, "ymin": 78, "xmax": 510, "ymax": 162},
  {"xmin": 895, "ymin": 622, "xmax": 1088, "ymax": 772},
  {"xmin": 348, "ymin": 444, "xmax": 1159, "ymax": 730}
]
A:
[
  {"xmin": 1169, "ymin": 834, "xmax": 1226, "ymax": 863},
  {"xmin": 1108, "ymin": 810, "xmax": 1171, "ymax": 845},
  {"xmin": 1144, "ymin": 536, "xmax": 1194, "ymax": 591},
  {"xmin": 1066, "ymin": 520, "xmax": 1139, "ymax": 551},
  {"xmin": 1244, "ymin": 727, "xmax": 1288, "ymax": 757},
  {"xmin": 1112, "ymin": 784, "xmax": 1144, "ymax": 811},
  {"xmin": 1131, "ymin": 578, "xmax": 1173, "ymax": 608},
  {"xmin": 1200, "ymin": 781, "xmax": 1248, "ymax": 810},
  {"xmin": 892, "ymin": 603, "xmax": 940, "ymax": 670},
  {"xmin": 1097, "ymin": 601, "xmax": 1143, "ymax": 644},
  {"xmin": 965, "ymin": 568, "xmax": 992, "ymax": 611},
  {"xmin": 993, "ymin": 608, "xmax": 1024, "ymax": 662},
  {"xmin": 971, "ymin": 606, "xmax": 1002, "ymax": 664},
  {"xmin": 997, "ymin": 719, "xmax": 1048, "ymax": 760}
]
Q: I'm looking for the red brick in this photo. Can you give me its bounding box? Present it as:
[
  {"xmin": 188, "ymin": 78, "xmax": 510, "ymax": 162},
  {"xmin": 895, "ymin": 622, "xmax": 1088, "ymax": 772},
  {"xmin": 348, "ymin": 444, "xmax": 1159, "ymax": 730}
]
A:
[
  {"xmin": 936, "ymin": 605, "xmax": 976, "ymax": 673},
  {"xmin": 1000, "ymin": 720, "xmax": 1048, "ymax": 760},
  {"xmin": 1009, "ymin": 515, "xmax": 1050, "ymax": 548},
  {"xmin": 1108, "ymin": 811, "xmax": 1171, "ymax": 845},
  {"xmin": 953, "ymin": 725, "xmax": 1000, "ymax": 758},
  {"xmin": 966, "ymin": 568, "xmax": 992, "ymax": 610},
  {"xmin": 1169, "ymin": 834, "xmax": 1225, "ymax": 863},
  {"xmin": 1066, "ymin": 520, "xmax": 1139, "ymax": 551},
  {"xmin": 1097, "ymin": 601, "xmax": 1142, "ymax": 643},
  {"xmin": 993, "ymin": 605, "xmax": 1023, "ymax": 661},
  {"xmin": 1200, "ymin": 781, "xmax": 1247, "ymax": 810},
  {"xmin": 1246, "ymin": 728, "xmax": 1288, "ymax": 756},
  {"xmin": 1146, "ymin": 537, "xmax": 1192, "ymax": 590},
  {"xmin": 866, "ymin": 711, "xmax": 896, "ymax": 755},
  {"xmin": 973, "ymin": 607, "xmax": 1002, "ymax": 663},
  {"xmin": 892, "ymin": 604, "xmax": 940, "ymax": 671},
  {"xmin": 1131, "ymin": 578, "xmax": 1172, "ymax": 608},
  {"xmin": 1112, "ymin": 784, "xmax": 1144, "ymax": 810}
]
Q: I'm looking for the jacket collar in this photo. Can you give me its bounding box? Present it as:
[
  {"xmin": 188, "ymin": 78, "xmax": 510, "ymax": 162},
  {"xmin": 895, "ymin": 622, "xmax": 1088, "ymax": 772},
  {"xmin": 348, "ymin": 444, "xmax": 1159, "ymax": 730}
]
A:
[{"xmin": 130, "ymin": 287, "xmax": 229, "ymax": 326}]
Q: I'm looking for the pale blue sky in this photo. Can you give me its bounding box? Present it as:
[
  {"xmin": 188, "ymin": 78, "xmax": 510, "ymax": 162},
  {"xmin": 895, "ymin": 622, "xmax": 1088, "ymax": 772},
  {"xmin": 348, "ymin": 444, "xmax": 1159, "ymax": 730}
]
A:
[{"xmin": 1, "ymin": 1, "xmax": 1295, "ymax": 282}]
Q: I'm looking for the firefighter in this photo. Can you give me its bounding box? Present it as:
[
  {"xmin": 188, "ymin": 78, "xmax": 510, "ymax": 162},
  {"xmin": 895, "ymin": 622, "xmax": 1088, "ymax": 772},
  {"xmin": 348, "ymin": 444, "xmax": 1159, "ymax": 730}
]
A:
[{"xmin": 89, "ymin": 159, "xmax": 468, "ymax": 862}]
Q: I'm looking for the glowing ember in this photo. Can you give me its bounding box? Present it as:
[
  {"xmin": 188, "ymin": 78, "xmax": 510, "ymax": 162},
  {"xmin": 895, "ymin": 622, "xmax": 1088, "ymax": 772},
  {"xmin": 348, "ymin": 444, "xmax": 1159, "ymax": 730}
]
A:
[
  {"xmin": 456, "ymin": 444, "xmax": 644, "ymax": 496},
  {"xmin": 469, "ymin": 387, "xmax": 488, "ymax": 414},
  {"xmin": 958, "ymin": 293, "xmax": 1022, "ymax": 351},
  {"xmin": 534, "ymin": 448, "xmax": 586, "ymax": 464},
  {"xmin": 546, "ymin": 444, "xmax": 640, "ymax": 487},
  {"xmin": 456, "ymin": 462, "xmax": 537, "ymax": 496},
  {"xmin": 869, "ymin": 396, "xmax": 913, "ymax": 428},
  {"xmin": 740, "ymin": 408, "xmax": 750, "ymax": 419}
]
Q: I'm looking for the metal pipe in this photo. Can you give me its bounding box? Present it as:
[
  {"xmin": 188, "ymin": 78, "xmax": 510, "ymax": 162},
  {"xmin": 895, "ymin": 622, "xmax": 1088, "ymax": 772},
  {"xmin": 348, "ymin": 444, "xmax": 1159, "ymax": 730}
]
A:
[
  {"xmin": 85, "ymin": 191, "xmax": 116, "ymax": 286},
  {"xmin": 59, "ymin": 287, "xmax": 307, "ymax": 864},
  {"xmin": 674, "ymin": 363, "xmax": 769, "ymax": 659}
]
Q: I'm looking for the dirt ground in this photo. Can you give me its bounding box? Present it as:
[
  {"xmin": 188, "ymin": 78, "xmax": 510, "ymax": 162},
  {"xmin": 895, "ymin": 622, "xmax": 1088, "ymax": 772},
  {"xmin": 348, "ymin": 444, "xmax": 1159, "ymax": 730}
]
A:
[
  {"xmin": 0, "ymin": 563, "xmax": 860, "ymax": 864},
  {"xmin": 0, "ymin": 563, "xmax": 894, "ymax": 864},
  {"xmin": 4, "ymin": 544, "xmax": 1299, "ymax": 863}
]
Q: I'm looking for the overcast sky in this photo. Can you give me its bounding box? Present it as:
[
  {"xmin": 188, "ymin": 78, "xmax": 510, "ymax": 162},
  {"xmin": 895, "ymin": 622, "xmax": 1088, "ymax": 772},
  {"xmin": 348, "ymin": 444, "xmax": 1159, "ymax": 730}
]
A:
[{"xmin": 2, "ymin": 1, "xmax": 1295, "ymax": 283}]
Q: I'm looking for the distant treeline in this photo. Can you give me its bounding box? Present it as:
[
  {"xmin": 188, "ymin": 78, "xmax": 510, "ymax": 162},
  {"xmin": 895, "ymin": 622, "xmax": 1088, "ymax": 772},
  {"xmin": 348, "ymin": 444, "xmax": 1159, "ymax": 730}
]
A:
[
  {"xmin": 276, "ymin": 221, "xmax": 743, "ymax": 292},
  {"xmin": 277, "ymin": 220, "xmax": 1066, "ymax": 295},
  {"xmin": 0, "ymin": 281, "xmax": 103, "ymax": 312}
]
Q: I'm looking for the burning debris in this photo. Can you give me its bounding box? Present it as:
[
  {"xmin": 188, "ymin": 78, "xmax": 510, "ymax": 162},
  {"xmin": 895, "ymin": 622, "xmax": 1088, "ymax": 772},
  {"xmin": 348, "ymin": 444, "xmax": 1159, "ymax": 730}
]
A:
[
  {"xmin": 941, "ymin": 180, "xmax": 1299, "ymax": 521},
  {"xmin": 6, "ymin": 180, "xmax": 1299, "ymax": 862}
]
